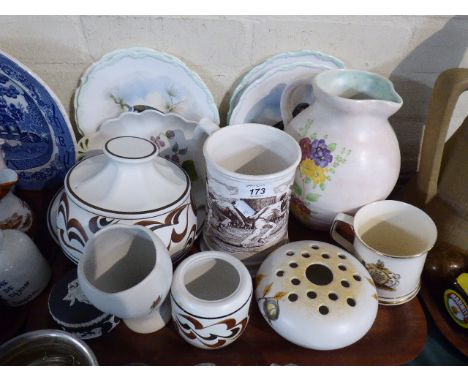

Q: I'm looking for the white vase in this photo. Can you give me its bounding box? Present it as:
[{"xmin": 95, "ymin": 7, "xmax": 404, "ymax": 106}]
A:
[
  {"xmin": 281, "ymin": 69, "xmax": 402, "ymax": 230},
  {"xmin": 171, "ymin": 251, "xmax": 252, "ymax": 349},
  {"xmin": 77, "ymin": 224, "xmax": 173, "ymax": 334},
  {"xmin": 0, "ymin": 229, "xmax": 51, "ymax": 306}
]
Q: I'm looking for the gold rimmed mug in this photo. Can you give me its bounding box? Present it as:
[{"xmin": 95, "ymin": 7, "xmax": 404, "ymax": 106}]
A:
[{"xmin": 331, "ymin": 200, "xmax": 437, "ymax": 305}]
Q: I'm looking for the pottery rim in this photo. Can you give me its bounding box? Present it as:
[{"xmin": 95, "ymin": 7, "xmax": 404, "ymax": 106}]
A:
[
  {"xmin": 312, "ymin": 69, "xmax": 403, "ymax": 110},
  {"xmin": 171, "ymin": 251, "xmax": 252, "ymax": 318},
  {"xmin": 78, "ymin": 224, "xmax": 164, "ymax": 299},
  {"xmin": 203, "ymin": 123, "xmax": 301, "ymax": 181},
  {"xmin": 352, "ymin": 200, "xmax": 438, "ymax": 259}
]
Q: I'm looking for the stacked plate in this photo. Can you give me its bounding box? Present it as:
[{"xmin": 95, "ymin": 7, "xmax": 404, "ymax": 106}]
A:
[{"xmin": 228, "ymin": 50, "xmax": 345, "ymax": 128}]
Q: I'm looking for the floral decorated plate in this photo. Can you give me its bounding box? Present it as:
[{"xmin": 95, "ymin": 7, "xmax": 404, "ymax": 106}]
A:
[
  {"xmin": 74, "ymin": 47, "xmax": 219, "ymax": 153},
  {"xmin": 81, "ymin": 109, "xmax": 219, "ymax": 233},
  {"xmin": 228, "ymin": 50, "xmax": 344, "ymax": 122},
  {"xmin": 0, "ymin": 50, "xmax": 76, "ymax": 190}
]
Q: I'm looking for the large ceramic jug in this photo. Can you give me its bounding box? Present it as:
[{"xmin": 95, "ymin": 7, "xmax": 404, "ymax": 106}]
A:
[{"xmin": 281, "ymin": 69, "xmax": 402, "ymax": 230}]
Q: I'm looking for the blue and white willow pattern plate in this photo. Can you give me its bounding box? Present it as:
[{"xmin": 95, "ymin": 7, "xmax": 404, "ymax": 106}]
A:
[{"xmin": 0, "ymin": 50, "xmax": 76, "ymax": 190}]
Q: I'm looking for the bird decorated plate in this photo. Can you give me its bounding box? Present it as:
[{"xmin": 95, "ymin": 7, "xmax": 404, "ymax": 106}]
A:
[
  {"xmin": 74, "ymin": 47, "xmax": 219, "ymax": 154},
  {"xmin": 0, "ymin": 50, "xmax": 76, "ymax": 190}
]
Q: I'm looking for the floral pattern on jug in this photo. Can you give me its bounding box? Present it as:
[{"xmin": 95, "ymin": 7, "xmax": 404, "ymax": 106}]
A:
[{"xmin": 291, "ymin": 127, "xmax": 351, "ymax": 222}]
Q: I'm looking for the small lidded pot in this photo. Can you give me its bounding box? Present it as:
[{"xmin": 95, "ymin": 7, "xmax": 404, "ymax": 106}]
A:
[
  {"xmin": 56, "ymin": 136, "xmax": 197, "ymax": 264},
  {"xmin": 171, "ymin": 251, "xmax": 252, "ymax": 349}
]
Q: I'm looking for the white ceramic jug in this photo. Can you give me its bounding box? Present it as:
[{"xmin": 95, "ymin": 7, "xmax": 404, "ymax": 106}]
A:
[
  {"xmin": 0, "ymin": 229, "xmax": 51, "ymax": 306},
  {"xmin": 281, "ymin": 69, "xmax": 402, "ymax": 230}
]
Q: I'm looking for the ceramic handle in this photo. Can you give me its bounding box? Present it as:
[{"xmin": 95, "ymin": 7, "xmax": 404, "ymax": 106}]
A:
[
  {"xmin": 330, "ymin": 213, "xmax": 356, "ymax": 254},
  {"xmin": 417, "ymin": 68, "xmax": 468, "ymax": 203},
  {"xmin": 193, "ymin": 117, "xmax": 220, "ymax": 143},
  {"xmin": 280, "ymin": 79, "xmax": 314, "ymax": 128}
]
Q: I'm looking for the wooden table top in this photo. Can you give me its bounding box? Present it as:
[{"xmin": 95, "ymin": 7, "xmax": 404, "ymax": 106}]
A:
[{"xmin": 1, "ymin": 190, "xmax": 428, "ymax": 365}]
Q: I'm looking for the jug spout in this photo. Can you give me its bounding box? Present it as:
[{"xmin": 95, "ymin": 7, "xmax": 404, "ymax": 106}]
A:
[{"xmin": 313, "ymin": 69, "xmax": 403, "ymax": 117}]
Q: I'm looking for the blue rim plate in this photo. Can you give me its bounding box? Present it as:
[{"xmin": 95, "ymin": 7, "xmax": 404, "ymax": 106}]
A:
[{"xmin": 0, "ymin": 50, "xmax": 77, "ymax": 190}]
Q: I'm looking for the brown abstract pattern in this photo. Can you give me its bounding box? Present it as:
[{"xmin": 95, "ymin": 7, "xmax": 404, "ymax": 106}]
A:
[
  {"xmin": 57, "ymin": 195, "xmax": 197, "ymax": 262},
  {"xmin": 57, "ymin": 193, "xmax": 89, "ymax": 255},
  {"xmin": 136, "ymin": 202, "xmax": 197, "ymax": 253},
  {"xmin": 173, "ymin": 313, "xmax": 249, "ymax": 349},
  {"xmin": 0, "ymin": 211, "xmax": 31, "ymax": 231}
]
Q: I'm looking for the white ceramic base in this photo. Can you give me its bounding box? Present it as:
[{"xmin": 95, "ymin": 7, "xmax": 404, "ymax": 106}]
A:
[{"xmin": 123, "ymin": 297, "xmax": 172, "ymax": 334}]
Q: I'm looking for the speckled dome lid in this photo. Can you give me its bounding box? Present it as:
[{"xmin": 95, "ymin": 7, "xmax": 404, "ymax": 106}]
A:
[{"xmin": 255, "ymin": 240, "xmax": 378, "ymax": 350}]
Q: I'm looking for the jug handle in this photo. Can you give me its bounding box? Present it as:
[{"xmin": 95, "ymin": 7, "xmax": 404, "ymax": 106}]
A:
[
  {"xmin": 417, "ymin": 68, "xmax": 468, "ymax": 204},
  {"xmin": 192, "ymin": 117, "xmax": 220, "ymax": 153},
  {"xmin": 193, "ymin": 117, "xmax": 220, "ymax": 144},
  {"xmin": 280, "ymin": 79, "xmax": 315, "ymax": 129}
]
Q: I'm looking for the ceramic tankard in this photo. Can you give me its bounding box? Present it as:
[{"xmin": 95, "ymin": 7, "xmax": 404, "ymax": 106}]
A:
[
  {"xmin": 331, "ymin": 200, "xmax": 437, "ymax": 305},
  {"xmin": 201, "ymin": 123, "xmax": 301, "ymax": 273},
  {"xmin": 281, "ymin": 69, "xmax": 402, "ymax": 230}
]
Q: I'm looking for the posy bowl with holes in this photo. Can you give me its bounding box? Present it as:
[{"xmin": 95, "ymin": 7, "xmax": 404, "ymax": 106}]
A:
[
  {"xmin": 255, "ymin": 241, "xmax": 378, "ymax": 350},
  {"xmin": 171, "ymin": 251, "xmax": 252, "ymax": 349}
]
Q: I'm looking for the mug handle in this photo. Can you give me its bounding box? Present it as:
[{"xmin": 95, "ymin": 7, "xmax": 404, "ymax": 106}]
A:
[{"xmin": 330, "ymin": 213, "xmax": 356, "ymax": 254}]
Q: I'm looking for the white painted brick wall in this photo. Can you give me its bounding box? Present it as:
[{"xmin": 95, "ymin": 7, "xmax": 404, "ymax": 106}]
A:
[{"xmin": 0, "ymin": 15, "xmax": 467, "ymax": 174}]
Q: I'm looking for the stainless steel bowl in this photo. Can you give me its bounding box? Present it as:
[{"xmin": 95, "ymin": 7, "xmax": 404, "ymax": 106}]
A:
[{"xmin": 0, "ymin": 330, "xmax": 98, "ymax": 366}]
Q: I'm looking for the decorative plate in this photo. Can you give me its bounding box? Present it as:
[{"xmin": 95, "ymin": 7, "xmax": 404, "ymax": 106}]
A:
[
  {"xmin": 228, "ymin": 50, "xmax": 345, "ymax": 122},
  {"xmin": 228, "ymin": 60, "xmax": 345, "ymax": 129},
  {"xmin": 74, "ymin": 47, "xmax": 219, "ymax": 152},
  {"xmin": 0, "ymin": 50, "xmax": 77, "ymax": 190}
]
